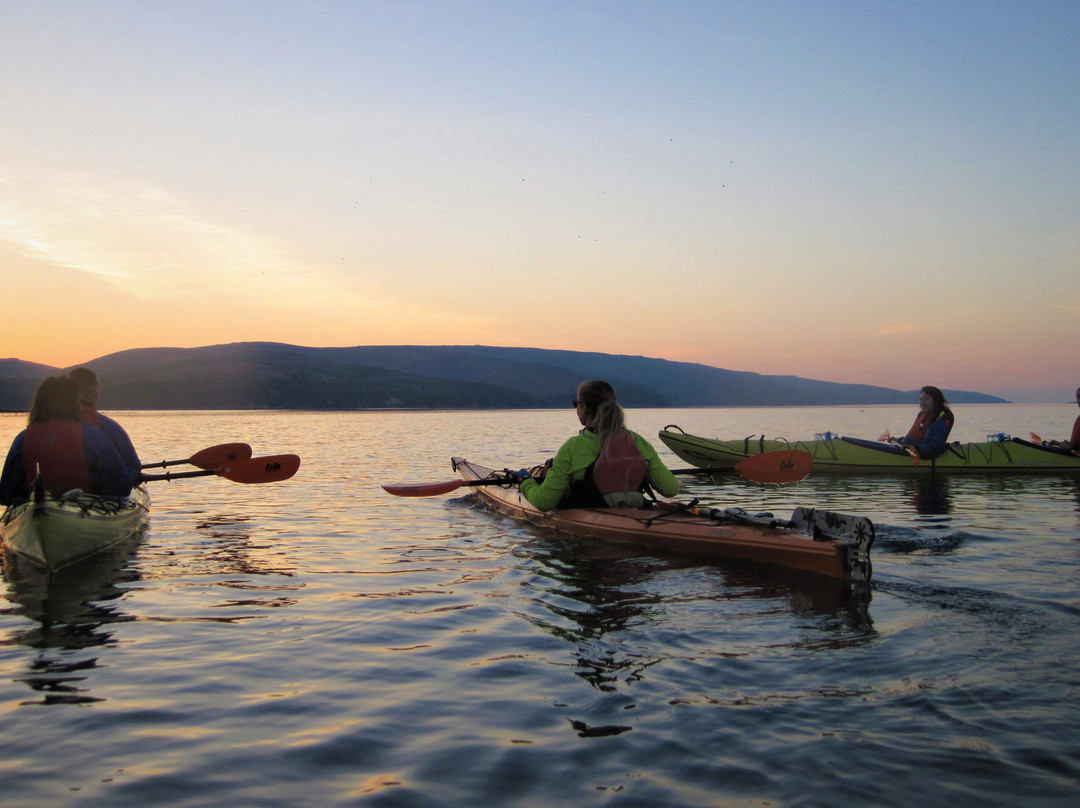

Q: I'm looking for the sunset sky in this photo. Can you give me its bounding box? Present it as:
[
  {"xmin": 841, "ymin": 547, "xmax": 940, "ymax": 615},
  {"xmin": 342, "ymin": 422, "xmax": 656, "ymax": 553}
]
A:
[{"xmin": 1, "ymin": 1, "xmax": 1077, "ymax": 402}]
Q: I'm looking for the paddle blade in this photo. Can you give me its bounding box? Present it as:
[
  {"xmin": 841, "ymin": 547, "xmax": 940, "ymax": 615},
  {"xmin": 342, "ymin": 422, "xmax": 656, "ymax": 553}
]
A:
[
  {"xmin": 382, "ymin": 479, "xmax": 468, "ymax": 497},
  {"xmin": 189, "ymin": 442, "xmax": 253, "ymax": 469},
  {"xmin": 217, "ymin": 454, "xmax": 300, "ymax": 484},
  {"xmin": 382, "ymin": 476, "xmax": 520, "ymax": 497},
  {"xmin": 141, "ymin": 442, "xmax": 254, "ymax": 470},
  {"xmin": 734, "ymin": 450, "xmax": 812, "ymax": 484},
  {"xmin": 1030, "ymin": 431, "xmax": 1043, "ymax": 444}
]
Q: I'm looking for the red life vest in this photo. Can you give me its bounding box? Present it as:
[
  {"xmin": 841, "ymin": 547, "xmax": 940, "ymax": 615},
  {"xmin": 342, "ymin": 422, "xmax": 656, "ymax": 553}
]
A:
[
  {"xmin": 22, "ymin": 422, "xmax": 91, "ymax": 491},
  {"xmin": 591, "ymin": 429, "xmax": 647, "ymax": 495},
  {"xmin": 905, "ymin": 410, "xmax": 952, "ymax": 443}
]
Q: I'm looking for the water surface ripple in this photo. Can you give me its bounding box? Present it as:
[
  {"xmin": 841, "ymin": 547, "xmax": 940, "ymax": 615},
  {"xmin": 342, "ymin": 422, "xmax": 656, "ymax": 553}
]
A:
[{"xmin": 2, "ymin": 406, "xmax": 1078, "ymax": 806}]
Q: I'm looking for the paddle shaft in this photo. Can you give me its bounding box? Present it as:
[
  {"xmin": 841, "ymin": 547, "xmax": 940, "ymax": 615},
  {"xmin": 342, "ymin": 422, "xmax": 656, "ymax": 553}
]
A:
[
  {"xmin": 384, "ymin": 449, "xmax": 811, "ymax": 498},
  {"xmin": 140, "ymin": 442, "xmax": 253, "ymax": 470}
]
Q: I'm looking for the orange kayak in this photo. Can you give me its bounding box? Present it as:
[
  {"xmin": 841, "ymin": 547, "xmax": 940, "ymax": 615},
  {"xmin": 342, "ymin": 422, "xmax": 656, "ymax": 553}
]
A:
[{"xmin": 451, "ymin": 457, "xmax": 874, "ymax": 583}]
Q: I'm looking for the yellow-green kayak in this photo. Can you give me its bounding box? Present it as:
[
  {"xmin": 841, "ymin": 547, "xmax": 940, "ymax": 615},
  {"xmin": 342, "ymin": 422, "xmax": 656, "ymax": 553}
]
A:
[
  {"xmin": 1, "ymin": 486, "xmax": 150, "ymax": 571},
  {"xmin": 659, "ymin": 427, "xmax": 1080, "ymax": 474}
]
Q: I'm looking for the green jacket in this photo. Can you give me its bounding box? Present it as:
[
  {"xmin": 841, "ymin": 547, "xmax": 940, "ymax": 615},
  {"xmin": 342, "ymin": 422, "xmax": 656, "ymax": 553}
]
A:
[{"xmin": 519, "ymin": 428, "xmax": 679, "ymax": 511}]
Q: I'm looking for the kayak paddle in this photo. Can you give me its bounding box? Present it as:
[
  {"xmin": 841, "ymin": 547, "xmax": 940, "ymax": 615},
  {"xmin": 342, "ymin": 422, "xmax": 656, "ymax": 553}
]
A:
[
  {"xmin": 382, "ymin": 449, "xmax": 813, "ymax": 498},
  {"xmin": 140, "ymin": 442, "xmax": 253, "ymax": 470},
  {"xmin": 382, "ymin": 477, "xmax": 516, "ymax": 497},
  {"xmin": 671, "ymin": 450, "xmax": 812, "ymax": 484},
  {"xmin": 1030, "ymin": 432, "xmax": 1043, "ymax": 444},
  {"xmin": 141, "ymin": 454, "xmax": 300, "ymax": 484}
]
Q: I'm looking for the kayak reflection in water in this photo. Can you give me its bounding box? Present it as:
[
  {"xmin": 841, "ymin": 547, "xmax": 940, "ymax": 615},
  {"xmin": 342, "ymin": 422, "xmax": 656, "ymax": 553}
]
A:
[
  {"xmin": 1046, "ymin": 386, "xmax": 1080, "ymax": 455},
  {"xmin": 895, "ymin": 385, "xmax": 955, "ymax": 461},
  {"xmin": 510, "ymin": 380, "xmax": 680, "ymax": 511}
]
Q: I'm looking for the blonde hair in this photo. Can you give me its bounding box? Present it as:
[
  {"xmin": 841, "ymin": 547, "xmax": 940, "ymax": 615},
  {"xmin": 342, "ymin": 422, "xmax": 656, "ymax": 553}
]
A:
[{"xmin": 576, "ymin": 380, "xmax": 626, "ymax": 445}]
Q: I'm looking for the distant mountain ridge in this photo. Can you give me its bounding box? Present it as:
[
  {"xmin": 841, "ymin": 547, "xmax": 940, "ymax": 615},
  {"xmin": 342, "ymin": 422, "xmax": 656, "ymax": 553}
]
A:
[{"xmin": 0, "ymin": 343, "xmax": 1008, "ymax": 410}]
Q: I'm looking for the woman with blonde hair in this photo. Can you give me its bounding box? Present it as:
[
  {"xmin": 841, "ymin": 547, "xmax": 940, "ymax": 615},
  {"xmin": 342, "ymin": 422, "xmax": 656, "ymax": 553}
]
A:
[{"xmin": 514, "ymin": 380, "xmax": 679, "ymax": 510}]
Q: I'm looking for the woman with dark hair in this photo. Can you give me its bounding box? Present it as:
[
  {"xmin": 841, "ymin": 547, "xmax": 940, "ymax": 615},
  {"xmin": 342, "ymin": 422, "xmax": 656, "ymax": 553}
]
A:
[
  {"xmin": 0, "ymin": 376, "xmax": 139, "ymax": 505},
  {"xmin": 897, "ymin": 385, "xmax": 955, "ymax": 460},
  {"xmin": 514, "ymin": 380, "xmax": 679, "ymax": 511}
]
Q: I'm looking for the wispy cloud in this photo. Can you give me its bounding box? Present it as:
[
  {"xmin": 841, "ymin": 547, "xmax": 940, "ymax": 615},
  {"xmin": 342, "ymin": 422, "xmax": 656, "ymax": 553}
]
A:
[
  {"xmin": 0, "ymin": 162, "xmax": 496, "ymax": 347},
  {"xmin": 873, "ymin": 322, "xmax": 925, "ymax": 337},
  {"xmin": 0, "ymin": 165, "xmax": 316, "ymax": 299}
]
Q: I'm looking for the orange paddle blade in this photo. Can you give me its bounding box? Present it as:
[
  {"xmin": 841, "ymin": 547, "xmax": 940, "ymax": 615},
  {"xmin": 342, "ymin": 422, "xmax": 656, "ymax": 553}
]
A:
[
  {"xmin": 383, "ymin": 479, "xmax": 469, "ymax": 497},
  {"xmin": 216, "ymin": 454, "xmax": 301, "ymax": 483},
  {"xmin": 141, "ymin": 442, "xmax": 253, "ymax": 470},
  {"xmin": 1030, "ymin": 432, "xmax": 1043, "ymax": 444},
  {"xmin": 189, "ymin": 442, "xmax": 253, "ymax": 469},
  {"xmin": 382, "ymin": 477, "xmax": 518, "ymax": 497},
  {"xmin": 734, "ymin": 450, "xmax": 812, "ymax": 484}
]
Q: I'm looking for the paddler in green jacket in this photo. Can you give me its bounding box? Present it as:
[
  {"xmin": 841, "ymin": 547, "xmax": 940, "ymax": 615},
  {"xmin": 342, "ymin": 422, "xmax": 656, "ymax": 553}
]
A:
[{"xmin": 513, "ymin": 380, "xmax": 680, "ymax": 511}]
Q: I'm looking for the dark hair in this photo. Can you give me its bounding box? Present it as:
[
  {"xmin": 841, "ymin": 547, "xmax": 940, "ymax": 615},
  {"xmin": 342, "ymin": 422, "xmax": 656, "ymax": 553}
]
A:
[
  {"xmin": 576, "ymin": 380, "xmax": 626, "ymax": 444},
  {"xmin": 67, "ymin": 366, "xmax": 98, "ymax": 389},
  {"xmin": 921, "ymin": 385, "xmax": 954, "ymax": 424},
  {"xmin": 28, "ymin": 376, "xmax": 83, "ymax": 425},
  {"xmin": 67, "ymin": 367, "xmax": 99, "ymax": 405}
]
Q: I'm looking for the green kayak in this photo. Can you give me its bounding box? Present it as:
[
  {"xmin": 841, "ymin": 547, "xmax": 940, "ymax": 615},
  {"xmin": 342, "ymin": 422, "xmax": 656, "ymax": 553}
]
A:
[{"xmin": 659, "ymin": 427, "xmax": 1080, "ymax": 474}]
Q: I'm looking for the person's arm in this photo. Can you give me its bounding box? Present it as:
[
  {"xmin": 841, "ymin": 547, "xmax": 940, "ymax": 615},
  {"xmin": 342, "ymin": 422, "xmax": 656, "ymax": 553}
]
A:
[
  {"xmin": 83, "ymin": 425, "xmax": 139, "ymax": 497},
  {"xmin": 99, "ymin": 413, "xmax": 141, "ymax": 469},
  {"xmin": 0, "ymin": 433, "xmax": 26, "ymax": 505},
  {"xmin": 1050, "ymin": 417, "xmax": 1080, "ymax": 451},
  {"xmin": 634, "ymin": 433, "xmax": 680, "ymax": 497},
  {"xmin": 898, "ymin": 413, "xmax": 924, "ymax": 446},
  {"xmin": 519, "ymin": 443, "xmax": 575, "ymax": 511},
  {"xmin": 1067, "ymin": 416, "xmax": 1080, "ymax": 450}
]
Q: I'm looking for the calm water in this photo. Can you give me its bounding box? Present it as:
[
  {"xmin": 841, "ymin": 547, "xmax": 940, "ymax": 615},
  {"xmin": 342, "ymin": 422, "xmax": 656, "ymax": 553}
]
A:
[{"xmin": 1, "ymin": 405, "xmax": 1078, "ymax": 807}]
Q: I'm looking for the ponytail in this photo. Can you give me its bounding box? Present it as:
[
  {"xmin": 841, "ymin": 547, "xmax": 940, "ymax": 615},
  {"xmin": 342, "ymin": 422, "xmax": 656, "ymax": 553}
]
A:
[{"xmin": 576, "ymin": 380, "xmax": 626, "ymax": 445}]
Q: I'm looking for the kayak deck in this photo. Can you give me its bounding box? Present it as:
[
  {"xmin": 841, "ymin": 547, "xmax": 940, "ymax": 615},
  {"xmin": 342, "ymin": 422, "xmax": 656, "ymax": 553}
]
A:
[
  {"xmin": 660, "ymin": 427, "xmax": 1080, "ymax": 474},
  {"xmin": 451, "ymin": 457, "xmax": 874, "ymax": 583},
  {"xmin": 1, "ymin": 487, "xmax": 151, "ymax": 571}
]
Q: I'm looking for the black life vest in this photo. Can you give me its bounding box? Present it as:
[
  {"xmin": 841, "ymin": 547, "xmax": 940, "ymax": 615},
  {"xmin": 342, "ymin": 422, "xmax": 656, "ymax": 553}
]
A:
[{"xmin": 22, "ymin": 422, "xmax": 90, "ymax": 492}]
